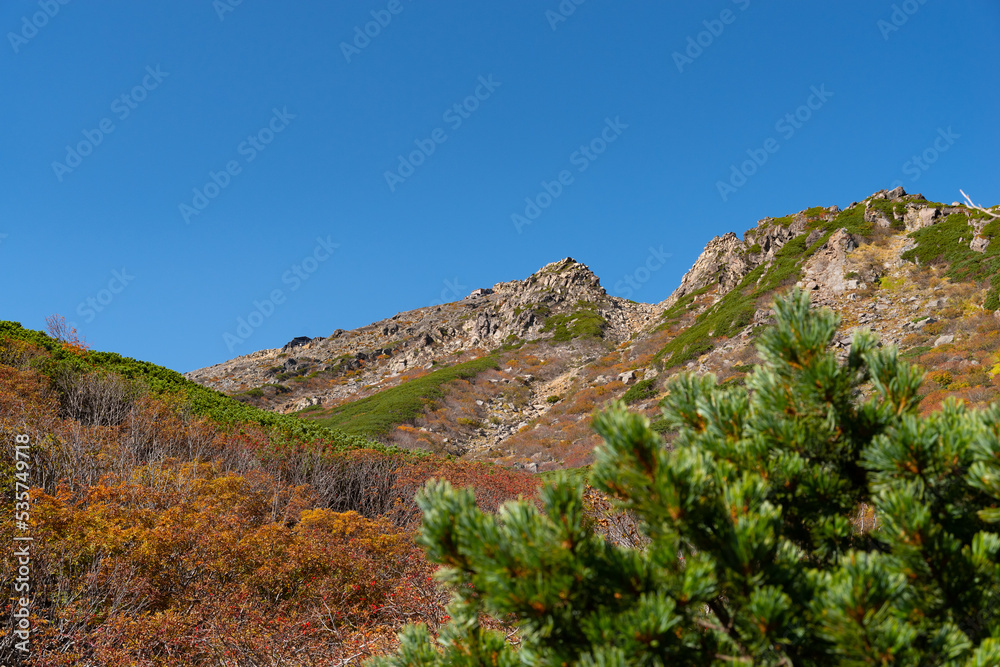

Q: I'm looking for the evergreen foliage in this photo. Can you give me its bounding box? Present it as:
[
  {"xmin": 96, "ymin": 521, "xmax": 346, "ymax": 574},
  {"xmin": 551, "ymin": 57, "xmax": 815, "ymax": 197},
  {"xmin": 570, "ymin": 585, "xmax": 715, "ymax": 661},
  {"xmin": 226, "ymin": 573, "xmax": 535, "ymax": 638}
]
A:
[{"xmin": 371, "ymin": 290, "xmax": 1000, "ymax": 666}]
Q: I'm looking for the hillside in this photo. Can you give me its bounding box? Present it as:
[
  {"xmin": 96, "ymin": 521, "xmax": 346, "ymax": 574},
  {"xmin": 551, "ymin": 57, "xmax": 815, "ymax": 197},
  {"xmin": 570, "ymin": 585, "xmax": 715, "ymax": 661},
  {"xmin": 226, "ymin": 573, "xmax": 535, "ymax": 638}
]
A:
[
  {"xmin": 0, "ymin": 318, "xmax": 538, "ymax": 664},
  {"xmin": 187, "ymin": 187, "xmax": 1000, "ymax": 471}
]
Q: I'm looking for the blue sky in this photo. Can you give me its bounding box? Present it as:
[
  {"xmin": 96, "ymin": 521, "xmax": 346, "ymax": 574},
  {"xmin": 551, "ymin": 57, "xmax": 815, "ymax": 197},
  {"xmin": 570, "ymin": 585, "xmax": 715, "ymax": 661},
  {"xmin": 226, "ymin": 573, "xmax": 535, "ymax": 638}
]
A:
[{"xmin": 2, "ymin": 0, "xmax": 998, "ymax": 373}]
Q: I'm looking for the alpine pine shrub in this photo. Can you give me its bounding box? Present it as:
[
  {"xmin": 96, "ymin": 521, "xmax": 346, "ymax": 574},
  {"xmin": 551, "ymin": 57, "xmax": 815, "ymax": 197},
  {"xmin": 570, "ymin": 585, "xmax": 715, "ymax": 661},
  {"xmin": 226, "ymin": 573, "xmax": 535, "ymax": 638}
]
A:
[{"xmin": 371, "ymin": 289, "xmax": 1000, "ymax": 666}]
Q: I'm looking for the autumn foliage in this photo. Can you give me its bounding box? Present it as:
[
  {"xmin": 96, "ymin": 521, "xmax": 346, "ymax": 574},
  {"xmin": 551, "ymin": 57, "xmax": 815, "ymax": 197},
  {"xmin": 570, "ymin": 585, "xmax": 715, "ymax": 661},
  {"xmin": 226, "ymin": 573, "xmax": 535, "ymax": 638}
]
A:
[{"xmin": 0, "ymin": 328, "xmax": 536, "ymax": 665}]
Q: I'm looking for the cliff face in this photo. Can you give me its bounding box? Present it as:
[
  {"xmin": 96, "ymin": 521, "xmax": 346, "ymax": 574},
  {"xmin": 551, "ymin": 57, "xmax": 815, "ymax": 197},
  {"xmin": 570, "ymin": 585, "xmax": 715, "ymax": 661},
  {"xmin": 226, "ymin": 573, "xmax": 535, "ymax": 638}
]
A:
[
  {"xmin": 187, "ymin": 187, "xmax": 1000, "ymax": 470},
  {"xmin": 662, "ymin": 205, "xmax": 840, "ymax": 307}
]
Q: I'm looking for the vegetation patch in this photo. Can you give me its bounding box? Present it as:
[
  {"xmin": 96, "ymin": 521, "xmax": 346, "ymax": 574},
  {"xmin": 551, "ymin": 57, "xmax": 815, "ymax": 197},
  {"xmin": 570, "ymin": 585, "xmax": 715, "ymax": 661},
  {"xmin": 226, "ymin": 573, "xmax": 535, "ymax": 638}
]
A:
[
  {"xmin": 0, "ymin": 321, "xmax": 382, "ymax": 453},
  {"xmin": 541, "ymin": 302, "xmax": 607, "ymax": 343},
  {"xmin": 902, "ymin": 214, "xmax": 1000, "ymax": 309},
  {"xmin": 866, "ymin": 199, "xmax": 906, "ymax": 230},
  {"xmin": 312, "ymin": 356, "xmax": 500, "ymax": 436},
  {"xmin": 621, "ymin": 378, "xmax": 658, "ymax": 404}
]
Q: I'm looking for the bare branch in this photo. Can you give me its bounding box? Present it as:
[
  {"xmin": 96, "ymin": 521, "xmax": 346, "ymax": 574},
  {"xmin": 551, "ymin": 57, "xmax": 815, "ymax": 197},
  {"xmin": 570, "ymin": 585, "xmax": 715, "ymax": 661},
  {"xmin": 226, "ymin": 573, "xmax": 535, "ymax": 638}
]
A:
[{"xmin": 960, "ymin": 189, "xmax": 1000, "ymax": 220}]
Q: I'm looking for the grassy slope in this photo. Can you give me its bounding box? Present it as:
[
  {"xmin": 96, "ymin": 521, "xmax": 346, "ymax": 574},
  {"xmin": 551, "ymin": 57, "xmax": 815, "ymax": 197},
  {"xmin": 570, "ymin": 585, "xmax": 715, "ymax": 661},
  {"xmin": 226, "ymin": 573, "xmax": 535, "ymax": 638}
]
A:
[
  {"xmin": 310, "ymin": 356, "xmax": 500, "ymax": 437},
  {"xmin": 0, "ymin": 321, "xmax": 386, "ymax": 453},
  {"xmin": 902, "ymin": 214, "xmax": 1000, "ymax": 309}
]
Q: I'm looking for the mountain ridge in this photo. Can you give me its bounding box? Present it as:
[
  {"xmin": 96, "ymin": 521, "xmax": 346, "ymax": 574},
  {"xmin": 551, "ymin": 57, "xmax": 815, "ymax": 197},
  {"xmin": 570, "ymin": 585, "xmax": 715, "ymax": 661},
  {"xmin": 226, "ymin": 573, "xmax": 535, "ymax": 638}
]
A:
[{"xmin": 186, "ymin": 187, "xmax": 1000, "ymax": 469}]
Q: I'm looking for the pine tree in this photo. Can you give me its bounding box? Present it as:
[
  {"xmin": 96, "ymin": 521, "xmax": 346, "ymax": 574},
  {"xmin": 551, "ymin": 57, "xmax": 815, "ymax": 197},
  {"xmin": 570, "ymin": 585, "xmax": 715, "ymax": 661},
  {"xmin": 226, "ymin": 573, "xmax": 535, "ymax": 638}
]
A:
[{"xmin": 370, "ymin": 290, "xmax": 1000, "ymax": 666}]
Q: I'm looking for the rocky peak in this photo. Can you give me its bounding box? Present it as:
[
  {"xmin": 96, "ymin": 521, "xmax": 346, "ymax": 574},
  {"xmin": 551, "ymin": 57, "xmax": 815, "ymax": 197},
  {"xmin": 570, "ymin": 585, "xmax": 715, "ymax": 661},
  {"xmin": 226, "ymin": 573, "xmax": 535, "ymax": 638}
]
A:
[
  {"xmin": 185, "ymin": 256, "xmax": 656, "ymax": 409},
  {"xmin": 494, "ymin": 258, "xmax": 605, "ymax": 298}
]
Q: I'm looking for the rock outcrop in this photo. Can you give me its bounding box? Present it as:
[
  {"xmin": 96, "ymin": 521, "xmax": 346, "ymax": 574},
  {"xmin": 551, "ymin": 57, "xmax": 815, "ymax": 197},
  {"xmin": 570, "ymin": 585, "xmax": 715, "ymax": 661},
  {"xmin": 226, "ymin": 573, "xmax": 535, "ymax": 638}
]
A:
[{"xmin": 798, "ymin": 229, "xmax": 858, "ymax": 296}]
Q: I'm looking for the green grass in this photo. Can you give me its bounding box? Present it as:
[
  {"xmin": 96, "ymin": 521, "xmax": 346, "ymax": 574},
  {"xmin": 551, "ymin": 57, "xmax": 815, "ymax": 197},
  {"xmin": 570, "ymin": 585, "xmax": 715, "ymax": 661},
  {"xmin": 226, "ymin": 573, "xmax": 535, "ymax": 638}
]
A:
[
  {"xmin": 541, "ymin": 302, "xmax": 607, "ymax": 343},
  {"xmin": 312, "ymin": 356, "xmax": 500, "ymax": 436},
  {"xmin": 0, "ymin": 321, "xmax": 384, "ymax": 453},
  {"xmin": 655, "ymin": 284, "xmax": 716, "ymax": 333},
  {"xmin": 901, "ymin": 345, "xmax": 933, "ymax": 359},
  {"xmin": 621, "ymin": 378, "xmax": 658, "ymax": 404},
  {"xmin": 902, "ymin": 214, "xmax": 1000, "ymax": 309}
]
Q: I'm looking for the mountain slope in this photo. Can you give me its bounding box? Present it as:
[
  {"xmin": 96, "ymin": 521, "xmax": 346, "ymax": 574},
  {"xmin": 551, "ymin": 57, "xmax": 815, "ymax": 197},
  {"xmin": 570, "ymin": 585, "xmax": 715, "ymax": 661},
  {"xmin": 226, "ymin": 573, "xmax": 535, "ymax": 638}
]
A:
[{"xmin": 186, "ymin": 188, "xmax": 1000, "ymax": 470}]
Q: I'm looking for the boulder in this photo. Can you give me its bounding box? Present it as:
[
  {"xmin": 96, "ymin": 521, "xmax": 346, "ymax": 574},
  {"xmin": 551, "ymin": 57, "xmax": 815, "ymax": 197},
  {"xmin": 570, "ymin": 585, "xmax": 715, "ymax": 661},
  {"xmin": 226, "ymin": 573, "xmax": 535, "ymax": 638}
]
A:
[
  {"xmin": 282, "ymin": 336, "xmax": 315, "ymax": 352},
  {"xmin": 618, "ymin": 370, "xmax": 637, "ymax": 384},
  {"xmin": 934, "ymin": 334, "xmax": 955, "ymax": 347},
  {"xmin": 293, "ymin": 396, "xmax": 320, "ymax": 411},
  {"xmin": 904, "ymin": 206, "xmax": 940, "ymax": 232}
]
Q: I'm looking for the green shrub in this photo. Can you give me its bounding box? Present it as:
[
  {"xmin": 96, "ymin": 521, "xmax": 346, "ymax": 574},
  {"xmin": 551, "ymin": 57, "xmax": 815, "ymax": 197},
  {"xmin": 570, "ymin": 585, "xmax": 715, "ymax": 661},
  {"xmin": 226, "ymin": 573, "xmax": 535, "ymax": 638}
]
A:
[
  {"xmin": 621, "ymin": 378, "xmax": 657, "ymax": 404},
  {"xmin": 542, "ymin": 302, "xmax": 607, "ymax": 343},
  {"xmin": 902, "ymin": 213, "xmax": 1000, "ymax": 309}
]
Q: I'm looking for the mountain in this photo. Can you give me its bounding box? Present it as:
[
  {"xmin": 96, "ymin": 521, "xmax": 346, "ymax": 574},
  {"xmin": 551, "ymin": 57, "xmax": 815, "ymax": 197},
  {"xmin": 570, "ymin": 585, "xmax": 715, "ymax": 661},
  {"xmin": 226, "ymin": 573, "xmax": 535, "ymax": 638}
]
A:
[{"xmin": 186, "ymin": 187, "xmax": 1000, "ymax": 471}]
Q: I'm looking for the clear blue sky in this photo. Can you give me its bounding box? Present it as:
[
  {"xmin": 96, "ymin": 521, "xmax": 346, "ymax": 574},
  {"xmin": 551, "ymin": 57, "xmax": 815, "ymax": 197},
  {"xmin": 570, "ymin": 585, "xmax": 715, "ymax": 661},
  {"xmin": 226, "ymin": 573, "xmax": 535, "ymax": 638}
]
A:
[{"xmin": 2, "ymin": 1, "xmax": 998, "ymax": 372}]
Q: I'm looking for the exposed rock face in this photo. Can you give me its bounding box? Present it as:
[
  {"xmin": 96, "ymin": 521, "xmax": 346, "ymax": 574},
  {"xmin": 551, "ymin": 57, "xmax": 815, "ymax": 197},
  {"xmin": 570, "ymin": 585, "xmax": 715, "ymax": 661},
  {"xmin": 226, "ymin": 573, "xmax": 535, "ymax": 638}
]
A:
[
  {"xmin": 282, "ymin": 336, "xmax": 317, "ymax": 352},
  {"xmin": 865, "ymin": 202, "xmax": 895, "ymax": 228},
  {"xmin": 669, "ymin": 232, "xmax": 748, "ymax": 300},
  {"xmin": 798, "ymin": 229, "xmax": 858, "ymax": 296},
  {"xmin": 662, "ymin": 206, "xmax": 838, "ymax": 307},
  {"xmin": 904, "ymin": 206, "xmax": 940, "ymax": 232}
]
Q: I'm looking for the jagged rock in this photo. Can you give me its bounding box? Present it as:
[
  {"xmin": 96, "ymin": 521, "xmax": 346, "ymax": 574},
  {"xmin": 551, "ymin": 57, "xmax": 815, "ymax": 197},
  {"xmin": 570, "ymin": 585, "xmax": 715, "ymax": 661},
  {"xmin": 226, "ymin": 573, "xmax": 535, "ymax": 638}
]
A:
[
  {"xmin": 292, "ymin": 396, "xmax": 320, "ymax": 411},
  {"xmin": 468, "ymin": 288, "xmax": 493, "ymax": 298},
  {"xmin": 865, "ymin": 201, "xmax": 895, "ymax": 228},
  {"xmin": 282, "ymin": 336, "xmax": 315, "ymax": 352},
  {"xmin": 904, "ymin": 206, "xmax": 940, "ymax": 232},
  {"xmin": 618, "ymin": 370, "xmax": 637, "ymax": 384},
  {"xmin": 798, "ymin": 229, "xmax": 857, "ymax": 296},
  {"xmin": 934, "ymin": 334, "xmax": 955, "ymax": 347},
  {"xmin": 665, "ymin": 232, "xmax": 752, "ymax": 304}
]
